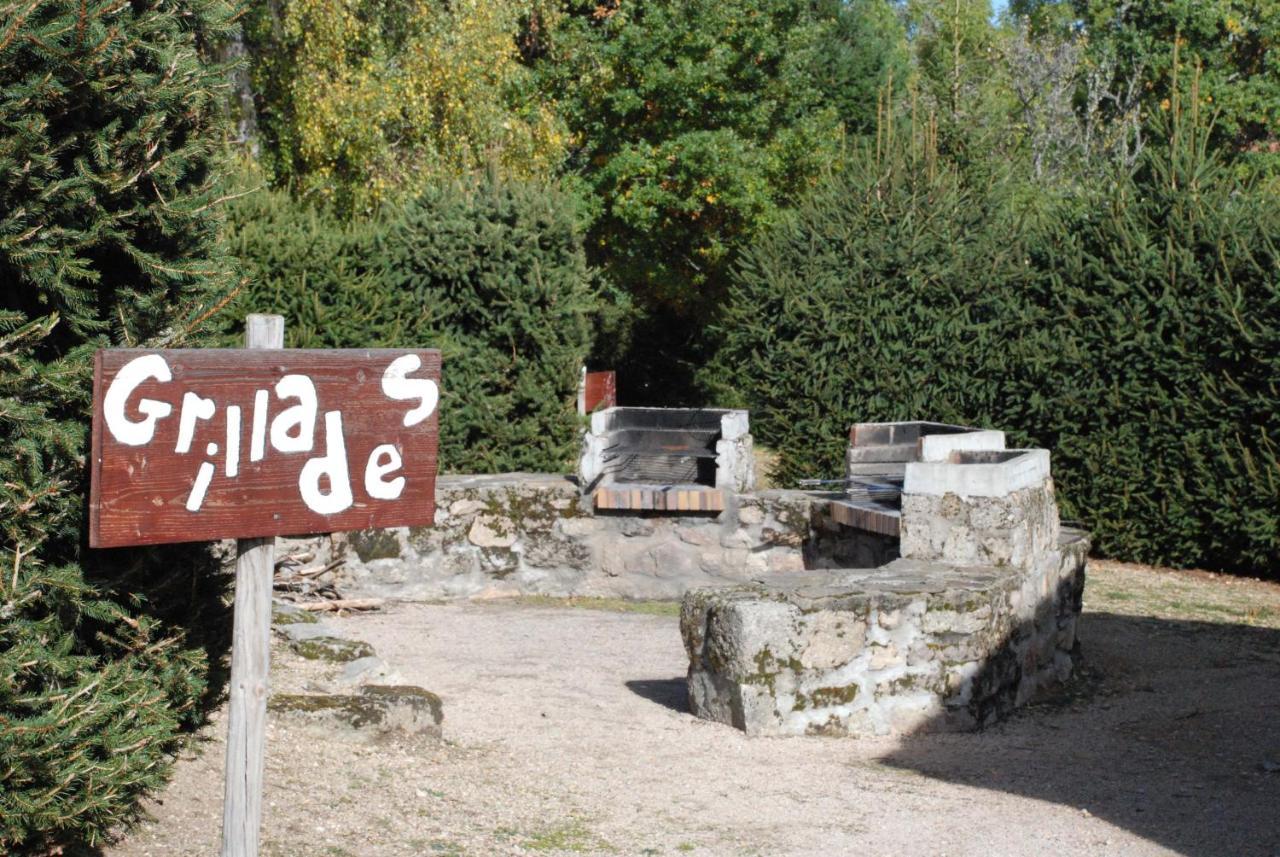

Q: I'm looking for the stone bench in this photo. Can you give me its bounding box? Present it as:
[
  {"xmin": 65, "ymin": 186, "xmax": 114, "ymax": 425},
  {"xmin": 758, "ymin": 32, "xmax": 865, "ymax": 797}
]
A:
[
  {"xmin": 681, "ymin": 442, "xmax": 1089, "ymax": 737},
  {"xmin": 681, "ymin": 530, "xmax": 1086, "ymax": 736}
]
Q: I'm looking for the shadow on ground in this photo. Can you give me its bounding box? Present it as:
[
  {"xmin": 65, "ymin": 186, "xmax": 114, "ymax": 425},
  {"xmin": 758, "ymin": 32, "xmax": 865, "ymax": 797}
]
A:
[
  {"xmin": 879, "ymin": 611, "xmax": 1280, "ymax": 857},
  {"xmin": 625, "ymin": 678, "xmax": 689, "ymax": 713}
]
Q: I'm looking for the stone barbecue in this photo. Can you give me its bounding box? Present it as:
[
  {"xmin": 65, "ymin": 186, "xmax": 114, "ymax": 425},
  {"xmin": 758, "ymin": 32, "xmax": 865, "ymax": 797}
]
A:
[
  {"xmin": 681, "ymin": 424, "xmax": 1086, "ymax": 737},
  {"xmin": 830, "ymin": 420, "xmax": 1008, "ymax": 536},
  {"xmin": 578, "ymin": 407, "xmax": 754, "ymax": 512},
  {"xmin": 295, "ymin": 418, "xmax": 1087, "ymax": 739}
]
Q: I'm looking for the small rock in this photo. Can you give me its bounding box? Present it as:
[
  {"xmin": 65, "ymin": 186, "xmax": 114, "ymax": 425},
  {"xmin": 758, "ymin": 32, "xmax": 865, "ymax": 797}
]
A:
[
  {"xmin": 289, "ymin": 636, "xmax": 376, "ymax": 663},
  {"xmin": 677, "ymin": 527, "xmax": 717, "ymax": 547},
  {"xmin": 271, "ymin": 602, "xmax": 318, "ymax": 626},
  {"xmin": 719, "ymin": 529, "xmax": 754, "ymax": 549},
  {"xmin": 479, "ymin": 547, "xmax": 520, "ymax": 578},
  {"xmin": 268, "ymin": 685, "xmax": 442, "ymax": 739},
  {"xmin": 468, "ymin": 514, "xmax": 516, "ymax": 548},
  {"xmin": 448, "ymin": 498, "xmax": 486, "ymax": 517},
  {"xmin": 275, "ymin": 621, "xmax": 339, "ymax": 642},
  {"xmin": 557, "ymin": 517, "xmax": 596, "ymax": 538},
  {"xmin": 619, "ymin": 518, "xmax": 655, "ymax": 538},
  {"xmin": 337, "ymin": 656, "xmax": 401, "ymax": 688}
]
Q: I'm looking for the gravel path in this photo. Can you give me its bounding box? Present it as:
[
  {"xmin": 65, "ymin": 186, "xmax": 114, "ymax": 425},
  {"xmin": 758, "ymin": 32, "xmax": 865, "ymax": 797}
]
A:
[{"xmin": 110, "ymin": 584, "xmax": 1280, "ymax": 857}]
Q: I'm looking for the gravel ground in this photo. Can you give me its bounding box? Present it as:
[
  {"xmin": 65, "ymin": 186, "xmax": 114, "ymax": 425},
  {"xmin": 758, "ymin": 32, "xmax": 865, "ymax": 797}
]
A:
[{"xmin": 109, "ymin": 564, "xmax": 1280, "ymax": 857}]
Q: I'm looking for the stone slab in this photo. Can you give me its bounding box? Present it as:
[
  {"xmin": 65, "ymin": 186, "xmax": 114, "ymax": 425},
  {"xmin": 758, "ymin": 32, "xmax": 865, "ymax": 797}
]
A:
[
  {"xmin": 918, "ymin": 429, "xmax": 1006, "ymax": 462},
  {"xmin": 904, "ymin": 449, "xmax": 1050, "ymax": 498}
]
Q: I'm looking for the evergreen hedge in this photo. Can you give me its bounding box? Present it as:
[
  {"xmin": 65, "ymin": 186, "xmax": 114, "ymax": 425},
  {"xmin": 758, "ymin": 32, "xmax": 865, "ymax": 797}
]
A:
[
  {"xmin": 1020, "ymin": 119, "xmax": 1280, "ymax": 574},
  {"xmin": 0, "ymin": 0, "xmax": 237, "ymax": 850},
  {"xmin": 711, "ymin": 120, "xmax": 1279, "ymax": 576},
  {"xmin": 703, "ymin": 144, "xmax": 1038, "ymax": 488},
  {"xmin": 229, "ymin": 174, "xmax": 600, "ymax": 473}
]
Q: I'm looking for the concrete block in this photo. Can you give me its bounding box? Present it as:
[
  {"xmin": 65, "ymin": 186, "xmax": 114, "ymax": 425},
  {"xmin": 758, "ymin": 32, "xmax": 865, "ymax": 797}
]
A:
[
  {"xmin": 918, "ymin": 429, "xmax": 1006, "ymax": 462},
  {"xmin": 904, "ymin": 449, "xmax": 1051, "ymax": 498},
  {"xmin": 719, "ymin": 410, "xmax": 751, "ymax": 441}
]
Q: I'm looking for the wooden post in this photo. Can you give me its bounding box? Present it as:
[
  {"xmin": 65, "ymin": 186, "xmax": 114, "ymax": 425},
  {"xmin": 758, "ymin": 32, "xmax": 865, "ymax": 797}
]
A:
[{"xmin": 221, "ymin": 314, "xmax": 283, "ymax": 857}]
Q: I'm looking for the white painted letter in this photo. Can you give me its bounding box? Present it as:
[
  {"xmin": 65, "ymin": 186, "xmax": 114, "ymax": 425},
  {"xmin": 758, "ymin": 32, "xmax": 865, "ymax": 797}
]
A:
[
  {"xmin": 174, "ymin": 391, "xmax": 215, "ymax": 454},
  {"xmin": 271, "ymin": 374, "xmax": 316, "ymax": 453},
  {"xmin": 186, "ymin": 461, "xmax": 215, "ymax": 512},
  {"xmin": 103, "ymin": 354, "xmax": 172, "ymax": 446},
  {"xmin": 381, "ymin": 355, "xmax": 438, "ymax": 427},
  {"xmin": 225, "ymin": 406, "xmax": 241, "ymax": 477},
  {"xmin": 364, "ymin": 444, "xmax": 405, "ymax": 500},
  {"xmin": 298, "ymin": 410, "xmax": 353, "ymax": 515},
  {"xmin": 250, "ymin": 389, "xmax": 269, "ymax": 462}
]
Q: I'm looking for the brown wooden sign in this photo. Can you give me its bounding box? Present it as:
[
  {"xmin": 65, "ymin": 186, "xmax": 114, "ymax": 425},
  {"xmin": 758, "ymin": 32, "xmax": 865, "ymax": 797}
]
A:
[
  {"xmin": 90, "ymin": 348, "xmax": 440, "ymax": 548},
  {"xmin": 583, "ymin": 370, "xmax": 617, "ymax": 413}
]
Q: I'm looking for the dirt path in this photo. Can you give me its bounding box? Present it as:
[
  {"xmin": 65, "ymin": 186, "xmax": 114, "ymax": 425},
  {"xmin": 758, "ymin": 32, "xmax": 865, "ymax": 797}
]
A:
[{"xmin": 110, "ymin": 564, "xmax": 1280, "ymax": 857}]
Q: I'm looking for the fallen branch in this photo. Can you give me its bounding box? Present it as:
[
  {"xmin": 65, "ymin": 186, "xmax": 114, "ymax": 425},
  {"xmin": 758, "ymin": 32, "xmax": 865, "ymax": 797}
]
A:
[
  {"xmin": 274, "ymin": 551, "xmax": 315, "ymax": 570},
  {"xmin": 296, "ymin": 598, "xmax": 384, "ymax": 613},
  {"xmin": 290, "ymin": 559, "xmax": 343, "ymax": 579}
]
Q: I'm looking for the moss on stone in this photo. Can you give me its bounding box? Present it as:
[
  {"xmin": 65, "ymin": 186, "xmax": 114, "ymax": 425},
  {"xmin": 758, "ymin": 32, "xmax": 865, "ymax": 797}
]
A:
[
  {"xmin": 485, "ymin": 486, "xmax": 585, "ymax": 536},
  {"xmin": 350, "ymin": 529, "xmax": 402, "ymax": 562},
  {"xmin": 269, "ymin": 685, "xmax": 443, "ymax": 734},
  {"xmin": 272, "ymin": 605, "xmax": 318, "ymax": 626},
  {"xmin": 745, "ymin": 647, "xmax": 782, "ymax": 693},
  {"xmin": 289, "ymin": 636, "xmax": 376, "ymax": 662},
  {"xmin": 269, "ymin": 693, "xmax": 389, "ymax": 729},
  {"xmin": 807, "ymin": 684, "xmax": 859, "ymax": 707}
]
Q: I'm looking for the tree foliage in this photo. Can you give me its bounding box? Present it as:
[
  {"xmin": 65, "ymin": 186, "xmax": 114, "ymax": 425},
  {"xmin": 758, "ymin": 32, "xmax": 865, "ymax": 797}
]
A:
[
  {"xmin": 246, "ymin": 0, "xmax": 567, "ymax": 213},
  {"xmin": 0, "ymin": 0, "xmax": 236, "ymax": 848},
  {"xmin": 539, "ymin": 0, "xmax": 907, "ymax": 399},
  {"xmin": 229, "ymin": 173, "xmax": 603, "ymax": 473},
  {"xmin": 1017, "ymin": 0, "xmax": 1280, "ymax": 173},
  {"xmin": 710, "ymin": 105, "xmax": 1280, "ymax": 576}
]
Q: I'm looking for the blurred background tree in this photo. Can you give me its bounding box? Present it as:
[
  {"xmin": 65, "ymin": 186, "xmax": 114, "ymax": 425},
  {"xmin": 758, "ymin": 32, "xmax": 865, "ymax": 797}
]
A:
[
  {"xmin": 536, "ymin": 0, "xmax": 908, "ymax": 401},
  {"xmin": 246, "ymin": 0, "xmax": 568, "ymax": 213},
  {"xmin": 1012, "ymin": 0, "xmax": 1280, "ymax": 175}
]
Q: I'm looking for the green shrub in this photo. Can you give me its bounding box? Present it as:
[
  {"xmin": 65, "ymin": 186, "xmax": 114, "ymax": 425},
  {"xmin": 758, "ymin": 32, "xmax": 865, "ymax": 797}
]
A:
[
  {"xmin": 712, "ymin": 115, "xmax": 1279, "ymax": 576},
  {"xmin": 704, "ymin": 142, "xmax": 1037, "ymax": 487},
  {"xmin": 226, "ymin": 182, "xmax": 408, "ymax": 346},
  {"xmin": 230, "ymin": 173, "xmax": 601, "ymax": 473},
  {"xmin": 0, "ymin": 0, "xmax": 237, "ymax": 849},
  {"xmin": 1017, "ymin": 115, "xmax": 1280, "ymax": 573}
]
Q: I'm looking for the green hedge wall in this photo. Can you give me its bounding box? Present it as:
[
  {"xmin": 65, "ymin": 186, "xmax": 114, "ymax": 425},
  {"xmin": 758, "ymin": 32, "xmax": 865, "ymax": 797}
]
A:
[
  {"xmin": 1019, "ymin": 129, "xmax": 1280, "ymax": 574},
  {"xmin": 710, "ymin": 128, "xmax": 1279, "ymax": 576},
  {"xmin": 0, "ymin": 0, "xmax": 235, "ymax": 848},
  {"xmin": 703, "ymin": 148, "xmax": 1040, "ymax": 489},
  {"xmin": 228, "ymin": 174, "xmax": 600, "ymax": 473}
]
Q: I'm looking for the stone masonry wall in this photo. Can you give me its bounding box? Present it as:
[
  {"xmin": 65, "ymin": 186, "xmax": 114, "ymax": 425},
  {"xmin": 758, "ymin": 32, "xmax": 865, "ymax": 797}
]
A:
[
  {"xmin": 680, "ymin": 472, "xmax": 1089, "ymax": 737},
  {"xmin": 899, "ymin": 480, "xmax": 1062, "ymax": 570},
  {"xmin": 291, "ymin": 474, "xmax": 898, "ymax": 602},
  {"xmin": 681, "ymin": 529, "xmax": 1088, "ymax": 737}
]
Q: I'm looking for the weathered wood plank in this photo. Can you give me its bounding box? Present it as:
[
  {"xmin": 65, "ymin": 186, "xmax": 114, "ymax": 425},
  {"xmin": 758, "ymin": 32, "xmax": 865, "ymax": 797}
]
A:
[
  {"xmin": 90, "ymin": 346, "xmax": 440, "ymax": 546},
  {"xmin": 221, "ymin": 535, "xmax": 273, "ymax": 857},
  {"xmin": 221, "ymin": 314, "xmax": 281, "ymax": 857}
]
